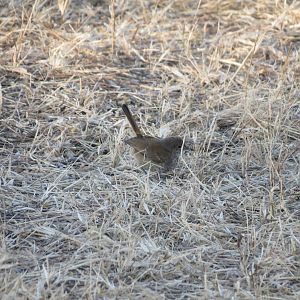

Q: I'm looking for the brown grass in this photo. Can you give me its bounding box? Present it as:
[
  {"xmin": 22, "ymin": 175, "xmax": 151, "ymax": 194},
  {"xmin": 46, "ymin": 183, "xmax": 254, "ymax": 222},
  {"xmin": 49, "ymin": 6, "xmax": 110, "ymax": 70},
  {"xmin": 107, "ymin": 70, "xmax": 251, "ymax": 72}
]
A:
[{"xmin": 1, "ymin": 0, "xmax": 300, "ymax": 299}]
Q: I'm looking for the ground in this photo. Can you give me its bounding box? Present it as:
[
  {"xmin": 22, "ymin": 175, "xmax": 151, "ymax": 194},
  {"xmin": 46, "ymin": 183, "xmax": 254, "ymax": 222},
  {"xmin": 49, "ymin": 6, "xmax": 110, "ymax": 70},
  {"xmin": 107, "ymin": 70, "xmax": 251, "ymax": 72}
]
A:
[{"xmin": 1, "ymin": 0, "xmax": 300, "ymax": 299}]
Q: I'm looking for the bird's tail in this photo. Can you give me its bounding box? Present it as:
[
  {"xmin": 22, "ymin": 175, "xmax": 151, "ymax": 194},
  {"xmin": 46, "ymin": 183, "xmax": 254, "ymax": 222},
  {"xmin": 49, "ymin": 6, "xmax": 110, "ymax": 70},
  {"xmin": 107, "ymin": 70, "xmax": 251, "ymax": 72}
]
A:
[{"xmin": 122, "ymin": 104, "xmax": 143, "ymax": 137}]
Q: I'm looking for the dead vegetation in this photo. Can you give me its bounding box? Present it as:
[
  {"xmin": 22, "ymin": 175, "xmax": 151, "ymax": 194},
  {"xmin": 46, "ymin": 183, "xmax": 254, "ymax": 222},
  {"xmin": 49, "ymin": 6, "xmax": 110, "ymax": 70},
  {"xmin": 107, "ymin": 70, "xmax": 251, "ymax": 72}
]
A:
[{"xmin": 1, "ymin": 0, "xmax": 300, "ymax": 299}]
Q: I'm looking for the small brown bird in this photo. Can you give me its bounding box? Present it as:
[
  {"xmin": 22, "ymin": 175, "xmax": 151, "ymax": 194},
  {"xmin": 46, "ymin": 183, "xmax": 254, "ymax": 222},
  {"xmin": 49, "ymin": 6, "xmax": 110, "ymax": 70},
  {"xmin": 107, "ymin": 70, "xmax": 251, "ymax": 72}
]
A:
[{"xmin": 122, "ymin": 104, "xmax": 183, "ymax": 171}]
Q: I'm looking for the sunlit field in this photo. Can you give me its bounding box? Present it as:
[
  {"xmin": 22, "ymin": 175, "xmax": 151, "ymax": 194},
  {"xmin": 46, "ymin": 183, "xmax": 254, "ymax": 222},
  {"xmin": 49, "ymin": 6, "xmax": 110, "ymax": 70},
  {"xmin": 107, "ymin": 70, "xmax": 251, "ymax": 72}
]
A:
[{"xmin": 1, "ymin": 0, "xmax": 300, "ymax": 298}]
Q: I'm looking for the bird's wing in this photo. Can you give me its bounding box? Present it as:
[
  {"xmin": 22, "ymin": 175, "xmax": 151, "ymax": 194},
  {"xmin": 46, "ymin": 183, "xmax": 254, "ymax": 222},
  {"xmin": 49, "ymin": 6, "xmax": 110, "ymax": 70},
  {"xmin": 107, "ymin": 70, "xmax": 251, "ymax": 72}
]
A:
[{"xmin": 146, "ymin": 140, "xmax": 173, "ymax": 164}]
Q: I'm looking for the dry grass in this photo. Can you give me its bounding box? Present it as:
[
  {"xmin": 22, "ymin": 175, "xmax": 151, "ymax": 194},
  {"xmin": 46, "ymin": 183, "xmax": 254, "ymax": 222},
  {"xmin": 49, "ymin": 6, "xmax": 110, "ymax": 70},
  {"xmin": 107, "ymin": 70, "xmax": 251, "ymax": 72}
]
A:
[{"xmin": 1, "ymin": 0, "xmax": 300, "ymax": 299}]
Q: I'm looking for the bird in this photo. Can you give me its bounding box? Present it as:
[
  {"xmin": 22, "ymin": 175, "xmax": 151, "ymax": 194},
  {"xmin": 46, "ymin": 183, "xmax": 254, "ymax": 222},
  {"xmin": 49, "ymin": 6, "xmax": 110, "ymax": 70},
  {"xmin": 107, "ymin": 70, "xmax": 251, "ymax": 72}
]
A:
[{"xmin": 122, "ymin": 104, "xmax": 183, "ymax": 171}]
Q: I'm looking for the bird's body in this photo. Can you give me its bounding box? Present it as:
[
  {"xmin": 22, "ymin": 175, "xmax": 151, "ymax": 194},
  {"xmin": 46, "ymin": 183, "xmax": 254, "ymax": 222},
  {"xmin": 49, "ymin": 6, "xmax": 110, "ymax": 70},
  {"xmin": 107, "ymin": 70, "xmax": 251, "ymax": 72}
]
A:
[
  {"xmin": 125, "ymin": 135, "xmax": 182, "ymax": 170},
  {"xmin": 122, "ymin": 104, "xmax": 183, "ymax": 171}
]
